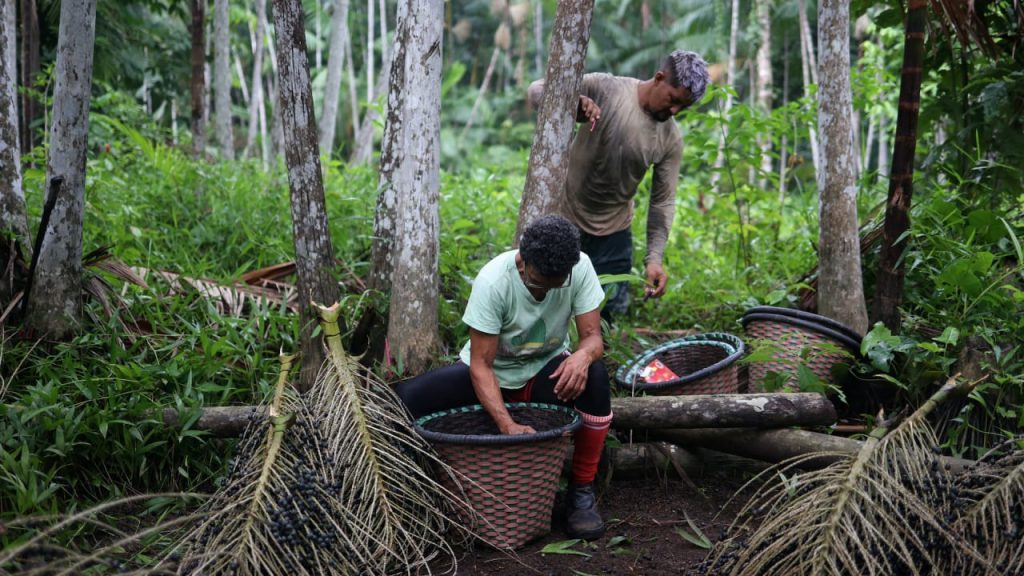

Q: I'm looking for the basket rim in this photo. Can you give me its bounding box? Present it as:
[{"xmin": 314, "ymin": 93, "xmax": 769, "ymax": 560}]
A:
[
  {"xmin": 741, "ymin": 312, "xmax": 863, "ymax": 353},
  {"xmin": 413, "ymin": 402, "xmax": 581, "ymax": 445},
  {"xmin": 742, "ymin": 306, "xmax": 863, "ymax": 342},
  {"xmin": 614, "ymin": 332, "xmax": 745, "ymax": 391}
]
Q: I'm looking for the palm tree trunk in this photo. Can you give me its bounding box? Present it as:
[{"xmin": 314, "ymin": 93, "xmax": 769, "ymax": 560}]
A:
[
  {"xmin": 19, "ymin": 0, "xmax": 39, "ymax": 158},
  {"xmin": 213, "ymin": 0, "xmax": 234, "ymax": 159},
  {"xmin": 319, "ymin": 0, "xmax": 351, "ymax": 158},
  {"xmin": 271, "ymin": 0, "xmax": 342, "ymax": 391},
  {"xmin": 244, "ymin": 0, "xmax": 267, "ymax": 164},
  {"xmin": 798, "ymin": 0, "xmax": 820, "ymax": 173},
  {"xmin": 24, "ymin": 0, "xmax": 97, "ymax": 339},
  {"xmin": 756, "ymin": 0, "xmax": 773, "ymax": 189},
  {"xmin": 190, "ymin": 0, "xmax": 206, "ymax": 159},
  {"xmin": 382, "ymin": 0, "xmax": 445, "ymax": 374},
  {"xmin": 516, "ymin": 0, "xmax": 595, "ymax": 244},
  {"xmin": 817, "ymin": 0, "xmax": 868, "ymax": 334},
  {"xmin": 873, "ymin": 0, "xmax": 927, "ymax": 331},
  {"xmin": 711, "ymin": 0, "xmax": 739, "ymax": 198},
  {"xmin": 1, "ymin": 0, "xmax": 28, "ymax": 303}
]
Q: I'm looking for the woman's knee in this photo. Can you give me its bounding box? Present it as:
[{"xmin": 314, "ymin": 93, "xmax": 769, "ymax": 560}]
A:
[{"xmin": 578, "ymin": 360, "xmax": 611, "ymax": 415}]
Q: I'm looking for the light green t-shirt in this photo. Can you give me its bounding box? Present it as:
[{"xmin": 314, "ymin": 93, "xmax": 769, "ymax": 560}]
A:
[{"xmin": 458, "ymin": 250, "xmax": 605, "ymax": 389}]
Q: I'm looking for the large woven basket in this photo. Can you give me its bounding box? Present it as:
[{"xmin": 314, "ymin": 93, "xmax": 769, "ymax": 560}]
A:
[
  {"xmin": 614, "ymin": 332, "xmax": 745, "ymax": 395},
  {"xmin": 741, "ymin": 306, "xmax": 862, "ymax": 392},
  {"xmin": 414, "ymin": 402, "xmax": 581, "ymax": 550}
]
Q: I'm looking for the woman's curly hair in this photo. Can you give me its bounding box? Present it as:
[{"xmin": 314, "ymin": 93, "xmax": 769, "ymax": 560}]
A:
[{"xmin": 519, "ymin": 215, "xmax": 581, "ymax": 278}]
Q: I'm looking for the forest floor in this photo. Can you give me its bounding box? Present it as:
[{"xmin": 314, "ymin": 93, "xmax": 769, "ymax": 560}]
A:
[{"xmin": 441, "ymin": 450, "xmax": 762, "ymax": 576}]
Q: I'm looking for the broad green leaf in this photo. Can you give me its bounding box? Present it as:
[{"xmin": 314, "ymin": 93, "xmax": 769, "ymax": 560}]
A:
[{"xmin": 541, "ymin": 539, "xmax": 591, "ymax": 557}]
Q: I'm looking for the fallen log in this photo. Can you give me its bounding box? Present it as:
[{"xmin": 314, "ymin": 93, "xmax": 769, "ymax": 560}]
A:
[
  {"xmin": 161, "ymin": 392, "xmax": 836, "ymax": 437},
  {"xmin": 648, "ymin": 427, "xmax": 973, "ymax": 473},
  {"xmin": 609, "ymin": 393, "xmax": 836, "ymax": 429}
]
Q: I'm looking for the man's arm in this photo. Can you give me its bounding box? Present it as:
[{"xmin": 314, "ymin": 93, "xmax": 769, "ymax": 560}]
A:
[
  {"xmin": 548, "ymin": 309, "xmax": 603, "ymax": 402},
  {"xmin": 468, "ymin": 328, "xmax": 535, "ymax": 435},
  {"xmin": 644, "ymin": 140, "xmax": 683, "ymax": 298},
  {"xmin": 527, "ymin": 79, "xmax": 601, "ymax": 125}
]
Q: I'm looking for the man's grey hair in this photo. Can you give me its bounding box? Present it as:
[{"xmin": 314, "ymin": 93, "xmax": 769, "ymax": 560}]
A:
[{"xmin": 661, "ymin": 50, "xmax": 710, "ymax": 104}]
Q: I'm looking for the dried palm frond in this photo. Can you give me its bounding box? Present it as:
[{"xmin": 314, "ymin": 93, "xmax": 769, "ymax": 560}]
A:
[
  {"xmin": 133, "ymin": 267, "xmax": 299, "ymax": 314},
  {"xmin": 0, "ymin": 492, "xmax": 203, "ymax": 575},
  {"xmin": 176, "ymin": 304, "xmax": 469, "ymax": 575},
  {"xmin": 946, "ymin": 441, "xmax": 1024, "ymax": 574},
  {"xmin": 701, "ymin": 377, "xmax": 994, "ymax": 576}
]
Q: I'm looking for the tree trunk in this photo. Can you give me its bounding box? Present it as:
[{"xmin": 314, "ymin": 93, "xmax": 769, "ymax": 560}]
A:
[
  {"xmin": 244, "ymin": 0, "xmax": 268, "ymax": 164},
  {"xmin": 1, "ymin": 0, "xmax": 27, "ymax": 303},
  {"xmin": 532, "ymin": 0, "xmax": 542, "ymax": 77},
  {"xmin": 611, "ymin": 393, "xmax": 836, "ymax": 429},
  {"xmin": 755, "ymin": 0, "xmax": 773, "ymax": 187},
  {"xmin": 798, "ymin": 0, "xmax": 819, "ymax": 173},
  {"xmin": 873, "ymin": 0, "xmax": 927, "ymax": 331},
  {"xmin": 18, "ymin": 0, "xmax": 39, "ymax": 158},
  {"xmin": 271, "ymin": 0, "xmax": 342, "ymax": 390},
  {"xmin": 378, "ymin": 0, "xmax": 444, "ymax": 374},
  {"xmin": 233, "ymin": 49, "xmax": 250, "ymax": 106},
  {"xmin": 318, "ymin": 0, "xmax": 350, "ymax": 159},
  {"xmin": 348, "ymin": 60, "xmax": 388, "ymax": 165},
  {"xmin": 23, "ymin": 0, "xmax": 97, "ymax": 339},
  {"xmin": 515, "ymin": 0, "xmax": 595, "ymax": 244},
  {"xmin": 462, "ymin": 45, "xmax": 501, "ymax": 137},
  {"xmin": 190, "ymin": 0, "xmax": 206, "ymax": 159},
  {"xmin": 816, "ymin": 0, "xmax": 868, "ymax": 335},
  {"xmin": 366, "ymin": 0, "xmax": 374, "ymax": 103},
  {"xmin": 213, "ymin": 0, "xmax": 233, "ymax": 160},
  {"xmin": 710, "ymin": 0, "xmax": 740, "ymax": 196}
]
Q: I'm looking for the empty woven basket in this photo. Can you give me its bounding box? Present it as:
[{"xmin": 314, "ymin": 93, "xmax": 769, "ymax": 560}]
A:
[
  {"xmin": 741, "ymin": 306, "xmax": 863, "ymax": 392},
  {"xmin": 614, "ymin": 332, "xmax": 746, "ymax": 395},
  {"xmin": 413, "ymin": 402, "xmax": 581, "ymax": 550}
]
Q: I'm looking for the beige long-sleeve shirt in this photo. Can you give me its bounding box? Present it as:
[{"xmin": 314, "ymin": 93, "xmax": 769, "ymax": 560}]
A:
[{"xmin": 549, "ymin": 73, "xmax": 683, "ymax": 265}]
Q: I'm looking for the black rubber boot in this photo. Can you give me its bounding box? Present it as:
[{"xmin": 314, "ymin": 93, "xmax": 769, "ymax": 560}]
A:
[{"xmin": 565, "ymin": 483, "xmax": 605, "ymax": 541}]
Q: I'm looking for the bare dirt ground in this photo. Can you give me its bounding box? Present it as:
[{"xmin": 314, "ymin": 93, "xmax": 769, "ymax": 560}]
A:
[{"xmin": 441, "ymin": 449, "xmax": 761, "ymax": 576}]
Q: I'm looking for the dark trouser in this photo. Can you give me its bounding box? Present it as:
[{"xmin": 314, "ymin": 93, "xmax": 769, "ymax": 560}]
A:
[
  {"xmin": 395, "ymin": 355, "xmax": 611, "ymax": 419},
  {"xmin": 395, "ymin": 354, "xmax": 613, "ymax": 485},
  {"xmin": 580, "ymin": 228, "xmax": 633, "ymax": 322}
]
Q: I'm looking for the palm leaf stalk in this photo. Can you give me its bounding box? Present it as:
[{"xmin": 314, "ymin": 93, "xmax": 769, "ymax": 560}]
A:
[
  {"xmin": 310, "ymin": 302, "xmax": 467, "ymax": 574},
  {"xmin": 176, "ymin": 303, "xmax": 470, "ymax": 575},
  {"xmin": 700, "ymin": 376, "xmax": 994, "ymax": 576},
  {"xmin": 946, "ymin": 442, "xmax": 1024, "ymax": 574}
]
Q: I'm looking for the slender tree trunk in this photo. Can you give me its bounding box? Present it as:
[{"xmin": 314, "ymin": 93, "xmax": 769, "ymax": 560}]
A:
[
  {"xmin": 816, "ymin": 0, "xmax": 868, "ymax": 335},
  {"xmin": 875, "ymin": 39, "xmax": 889, "ymax": 183},
  {"xmin": 344, "ymin": 15, "xmax": 359, "ymax": 132},
  {"xmin": 778, "ymin": 32, "xmax": 789, "ymax": 209},
  {"xmin": 711, "ymin": 0, "xmax": 740, "ymax": 196},
  {"xmin": 318, "ymin": 0, "xmax": 350, "ymax": 158},
  {"xmin": 368, "ymin": 0, "xmax": 407, "ymax": 292},
  {"xmin": 374, "ymin": 0, "xmax": 443, "ymax": 373},
  {"xmin": 244, "ymin": 0, "xmax": 267, "ymax": 163},
  {"xmin": 798, "ymin": 0, "xmax": 820, "ymax": 174},
  {"xmin": 462, "ymin": 45, "xmax": 501, "ymax": 137},
  {"xmin": 756, "ymin": 0, "xmax": 773, "ymax": 188},
  {"xmin": 213, "ymin": 0, "xmax": 234, "ymax": 160},
  {"xmin": 18, "ymin": 0, "xmax": 39, "ymax": 157},
  {"xmin": 233, "ymin": 49, "xmax": 249, "ymax": 105},
  {"xmin": 271, "ymin": 0, "xmax": 342, "ymax": 390},
  {"xmin": 1, "ymin": 0, "xmax": 27, "ymax": 303},
  {"xmin": 515, "ymin": 0, "xmax": 595, "ymax": 244},
  {"xmin": 378, "ymin": 0, "xmax": 387, "ymax": 68},
  {"xmin": 190, "ymin": 0, "xmax": 206, "ymax": 159},
  {"xmin": 873, "ymin": 0, "xmax": 927, "ymax": 331},
  {"xmin": 533, "ymin": 0, "xmax": 542, "ymax": 77},
  {"xmin": 23, "ymin": 0, "xmax": 97, "ymax": 338},
  {"xmin": 266, "ymin": 25, "xmax": 283, "ymax": 161},
  {"xmin": 349, "ymin": 57, "xmax": 388, "ymax": 164},
  {"xmin": 366, "ymin": 0, "xmax": 374, "ymax": 103}
]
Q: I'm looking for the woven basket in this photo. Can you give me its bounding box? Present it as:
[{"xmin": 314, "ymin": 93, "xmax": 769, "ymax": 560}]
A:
[
  {"xmin": 741, "ymin": 308, "xmax": 862, "ymax": 392},
  {"xmin": 414, "ymin": 403, "xmax": 581, "ymax": 550},
  {"xmin": 614, "ymin": 332, "xmax": 745, "ymax": 395}
]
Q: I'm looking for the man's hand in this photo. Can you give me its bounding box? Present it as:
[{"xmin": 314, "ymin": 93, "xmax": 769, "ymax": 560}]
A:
[
  {"xmin": 644, "ymin": 262, "xmax": 668, "ymax": 299},
  {"xmin": 551, "ymin": 351, "xmax": 591, "ymax": 402},
  {"xmin": 500, "ymin": 421, "xmax": 537, "ymax": 435},
  {"xmin": 578, "ymin": 95, "xmax": 601, "ymax": 130}
]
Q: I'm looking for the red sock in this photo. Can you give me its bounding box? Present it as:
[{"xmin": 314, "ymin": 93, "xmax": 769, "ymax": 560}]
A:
[{"xmin": 572, "ymin": 410, "xmax": 612, "ymax": 485}]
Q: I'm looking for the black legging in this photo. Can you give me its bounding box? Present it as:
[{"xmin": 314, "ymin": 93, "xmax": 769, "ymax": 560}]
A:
[{"xmin": 396, "ymin": 354, "xmax": 611, "ymax": 420}]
